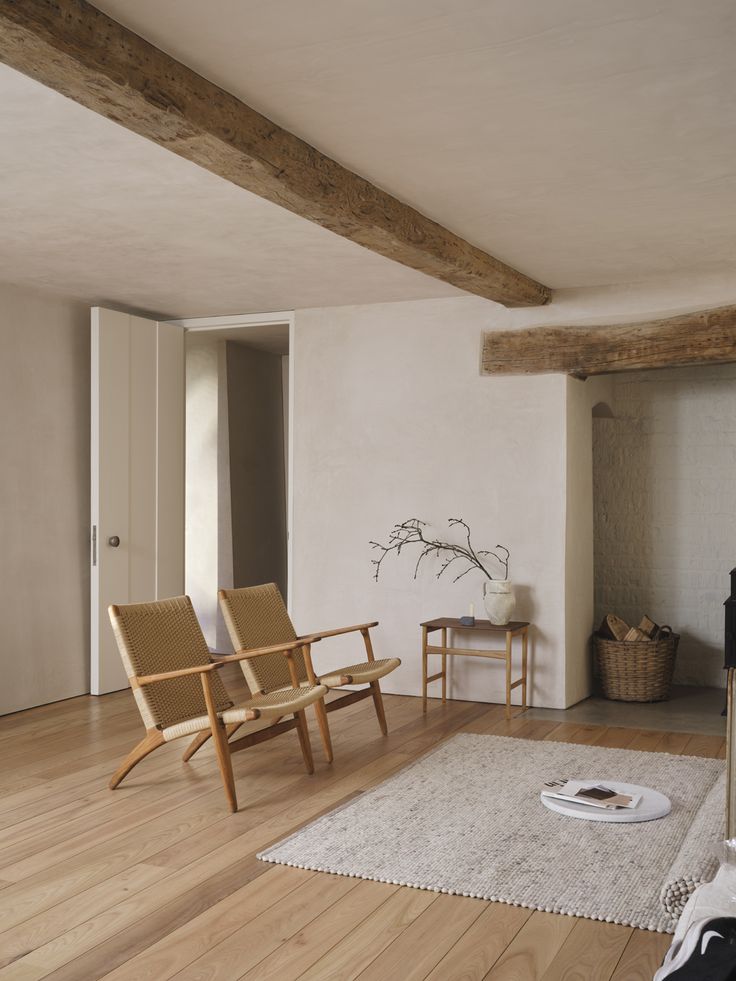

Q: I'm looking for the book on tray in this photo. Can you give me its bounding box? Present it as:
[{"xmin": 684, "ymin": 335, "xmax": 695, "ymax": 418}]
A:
[{"xmin": 542, "ymin": 779, "xmax": 641, "ymax": 810}]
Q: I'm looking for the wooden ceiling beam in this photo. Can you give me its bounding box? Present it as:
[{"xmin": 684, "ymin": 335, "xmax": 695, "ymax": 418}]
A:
[
  {"xmin": 0, "ymin": 0, "xmax": 552, "ymax": 308},
  {"xmin": 481, "ymin": 304, "xmax": 736, "ymax": 377}
]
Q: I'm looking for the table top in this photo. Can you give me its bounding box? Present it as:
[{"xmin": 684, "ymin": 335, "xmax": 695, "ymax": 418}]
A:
[
  {"xmin": 540, "ymin": 781, "xmax": 671, "ymax": 823},
  {"xmin": 421, "ymin": 617, "xmax": 529, "ymax": 631}
]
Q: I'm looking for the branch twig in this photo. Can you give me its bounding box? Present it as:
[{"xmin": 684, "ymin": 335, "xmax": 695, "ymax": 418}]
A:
[{"xmin": 370, "ymin": 518, "xmax": 510, "ymax": 583}]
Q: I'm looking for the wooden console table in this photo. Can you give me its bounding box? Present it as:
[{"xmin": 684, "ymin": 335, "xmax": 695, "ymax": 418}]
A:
[{"xmin": 420, "ymin": 617, "xmax": 529, "ymax": 720}]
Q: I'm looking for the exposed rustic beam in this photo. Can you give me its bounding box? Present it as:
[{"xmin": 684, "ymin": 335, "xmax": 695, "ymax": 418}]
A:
[
  {"xmin": 482, "ymin": 304, "xmax": 736, "ymax": 377},
  {"xmin": 0, "ymin": 0, "xmax": 552, "ymax": 308}
]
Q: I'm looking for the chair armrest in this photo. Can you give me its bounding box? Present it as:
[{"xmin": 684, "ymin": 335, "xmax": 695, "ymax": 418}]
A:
[
  {"xmin": 136, "ymin": 662, "xmax": 223, "ymax": 685},
  {"xmin": 299, "ymin": 622, "xmax": 378, "ymax": 642},
  {"xmin": 212, "ymin": 638, "xmax": 316, "ymax": 664}
]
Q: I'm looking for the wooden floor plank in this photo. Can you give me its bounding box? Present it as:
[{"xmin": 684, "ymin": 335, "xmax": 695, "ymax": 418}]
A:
[
  {"xmin": 561, "ymin": 724, "xmax": 607, "ymax": 746},
  {"xmin": 543, "ymin": 723, "xmax": 592, "ymax": 744},
  {"xmin": 539, "ymin": 919, "xmax": 632, "ymax": 981},
  {"xmin": 681, "ymin": 733, "xmax": 725, "ymax": 758},
  {"xmin": 655, "ymin": 732, "xmax": 694, "ymax": 756},
  {"xmin": 16, "ymin": 857, "xmax": 266, "ymax": 979},
  {"xmin": 237, "ymin": 879, "xmax": 394, "ymax": 981},
  {"xmin": 591, "ymin": 727, "xmax": 640, "ymax": 749},
  {"xmin": 609, "ymin": 929, "xmax": 671, "ymax": 981},
  {"xmin": 82, "ymin": 865, "xmax": 316, "ymax": 981},
  {"xmin": 423, "ymin": 902, "xmax": 532, "ymax": 980},
  {"xmin": 484, "ymin": 911, "xmax": 577, "ymax": 980},
  {"xmin": 354, "ymin": 894, "xmax": 485, "ymax": 980},
  {"xmin": 298, "ymin": 885, "xmax": 437, "ymax": 981},
  {"xmin": 627, "ymin": 730, "xmax": 667, "ymax": 753}
]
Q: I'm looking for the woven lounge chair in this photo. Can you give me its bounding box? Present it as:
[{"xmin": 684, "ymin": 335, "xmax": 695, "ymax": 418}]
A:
[
  {"xmin": 108, "ymin": 595, "xmax": 328, "ymax": 812},
  {"xmin": 218, "ymin": 583, "xmax": 400, "ymax": 762}
]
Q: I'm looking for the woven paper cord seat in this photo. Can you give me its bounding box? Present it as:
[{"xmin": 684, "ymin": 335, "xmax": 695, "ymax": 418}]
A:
[
  {"xmin": 318, "ymin": 658, "xmax": 401, "ymax": 687},
  {"xmin": 162, "ymin": 685, "xmax": 327, "ymax": 741}
]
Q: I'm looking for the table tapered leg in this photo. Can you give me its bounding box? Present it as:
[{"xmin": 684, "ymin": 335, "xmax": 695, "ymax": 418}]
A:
[
  {"xmin": 505, "ymin": 630, "xmax": 512, "ymax": 720},
  {"xmin": 521, "ymin": 628, "xmax": 528, "ymax": 712},
  {"xmin": 422, "ymin": 625, "xmax": 428, "ymax": 713},
  {"xmin": 441, "ymin": 626, "xmax": 447, "ymax": 705}
]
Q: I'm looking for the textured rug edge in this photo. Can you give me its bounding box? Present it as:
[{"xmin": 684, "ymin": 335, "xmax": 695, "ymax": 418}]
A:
[{"xmin": 255, "ymin": 853, "xmax": 675, "ymax": 933}]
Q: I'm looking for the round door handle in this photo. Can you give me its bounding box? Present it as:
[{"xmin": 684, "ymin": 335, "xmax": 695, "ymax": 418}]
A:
[{"xmin": 108, "ymin": 536, "xmax": 120, "ymax": 548}]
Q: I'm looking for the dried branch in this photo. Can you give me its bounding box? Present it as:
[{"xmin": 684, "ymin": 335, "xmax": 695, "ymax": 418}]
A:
[{"xmin": 370, "ymin": 518, "xmax": 510, "ymax": 584}]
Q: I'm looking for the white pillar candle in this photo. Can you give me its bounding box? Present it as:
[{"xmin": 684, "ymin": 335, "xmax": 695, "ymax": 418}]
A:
[{"xmin": 469, "ymin": 602, "xmax": 475, "ymax": 617}]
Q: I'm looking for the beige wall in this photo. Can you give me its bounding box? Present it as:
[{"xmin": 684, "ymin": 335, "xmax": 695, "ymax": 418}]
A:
[
  {"xmin": 0, "ymin": 281, "xmax": 90, "ymax": 715},
  {"xmin": 291, "ymin": 297, "xmax": 569, "ymax": 708}
]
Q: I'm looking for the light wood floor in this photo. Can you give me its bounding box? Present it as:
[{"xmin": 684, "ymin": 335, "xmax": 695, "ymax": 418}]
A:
[{"xmin": 0, "ymin": 681, "xmax": 726, "ymax": 981}]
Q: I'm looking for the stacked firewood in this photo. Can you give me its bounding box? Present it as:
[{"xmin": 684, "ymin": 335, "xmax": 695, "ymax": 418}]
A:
[{"xmin": 598, "ymin": 614, "xmax": 673, "ymax": 642}]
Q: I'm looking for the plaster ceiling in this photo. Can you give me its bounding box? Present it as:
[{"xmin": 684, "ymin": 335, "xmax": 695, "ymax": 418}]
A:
[
  {"xmin": 186, "ymin": 323, "xmax": 290, "ymax": 356},
  {"xmin": 0, "ymin": 64, "xmax": 459, "ymax": 318},
  {"xmin": 92, "ymin": 0, "xmax": 736, "ymax": 289}
]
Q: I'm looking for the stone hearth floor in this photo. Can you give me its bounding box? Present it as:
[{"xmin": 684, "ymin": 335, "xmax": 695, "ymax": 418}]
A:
[{"xmin": 525, "ymin": 685, "xmax": 726, "ymax": 736}]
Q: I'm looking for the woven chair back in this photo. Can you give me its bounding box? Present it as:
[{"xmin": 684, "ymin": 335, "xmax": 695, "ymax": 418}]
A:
[
  {"xmin": 109, "ymin": 595, "xmax": 232, "ymax": 730},
  {"xmin": 219, "ymin": 583, "xmax": 305, "ymax": 693}
]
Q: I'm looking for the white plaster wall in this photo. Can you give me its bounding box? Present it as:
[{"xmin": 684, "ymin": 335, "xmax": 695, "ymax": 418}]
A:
[
  {"xmin": 291, "ymin": 297, "xmax": 569, "ymax": 708},
  {"xmin": 593, "ymin": 365, "xmax": 736, "ymax": 689},
  {"xmin": 185, "ymin": 333, "xmax": 233, "ymax": 650},
  {"xmin": 564, "ymin": 376, "xmax": 614, "ymax": 706},
  {"xmin": 0, "ymin": 281, "xmax": 90, "ymax": 715}
]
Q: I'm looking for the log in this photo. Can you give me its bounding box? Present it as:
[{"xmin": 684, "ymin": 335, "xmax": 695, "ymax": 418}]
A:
[
  {"xmin": 624, "ymin": 627, "xmax": 651, "ymax": 642},
  {"xmin": 637, "ymin": 615, "xmax": 659, "ymax": 639},
  {"xmin": 598, "ymin": 614, "xmax": 630, "ymax": 641}
]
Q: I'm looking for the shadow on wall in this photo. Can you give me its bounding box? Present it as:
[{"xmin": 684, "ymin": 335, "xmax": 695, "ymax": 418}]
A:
[
  {"xmin": 592, "ymin": 401, "xmax": 615, "ymax": 419},
  {"xmin": 514, "ymin": 582, "xmax": 536, "ymax": 623}
]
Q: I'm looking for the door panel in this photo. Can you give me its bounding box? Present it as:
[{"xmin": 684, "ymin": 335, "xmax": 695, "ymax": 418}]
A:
[
  {"xmin": 91, "ymin": 308, "xmax": 184, "ymax": 695},
  {"xmin": 156, "ymin": 322, "xmax": 185, "ymax": 598}
]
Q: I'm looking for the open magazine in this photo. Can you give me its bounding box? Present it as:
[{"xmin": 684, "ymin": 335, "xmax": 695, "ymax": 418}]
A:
[{"xmin": 542, "ymin": 779, "xmax": 642, "ymax": 810}]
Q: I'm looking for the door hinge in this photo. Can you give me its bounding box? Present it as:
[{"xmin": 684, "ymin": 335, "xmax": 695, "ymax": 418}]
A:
[{"xmin": 92, "ymin": 524, "xmax": 97, "ymax": 567}]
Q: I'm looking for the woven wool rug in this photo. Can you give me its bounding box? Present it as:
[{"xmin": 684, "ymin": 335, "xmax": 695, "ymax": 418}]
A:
[{"xmin": 259, "ymin": 734, "xmax": 726, "ymax": 933}]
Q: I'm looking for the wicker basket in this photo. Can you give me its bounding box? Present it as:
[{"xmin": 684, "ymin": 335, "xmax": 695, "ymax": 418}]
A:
[{"xmin": 593, "ymin": 632, "xmax": 679, "ymax": 702}]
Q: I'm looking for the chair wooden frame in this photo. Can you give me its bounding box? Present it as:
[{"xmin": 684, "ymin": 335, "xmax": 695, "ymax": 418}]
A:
[
  {"xmin": 109, "ymin": 620, "xmax": 327, "ymax": 814},
  {"xmin": 299, "ymin": 622, "xmax": 388, "ymax": 736}
]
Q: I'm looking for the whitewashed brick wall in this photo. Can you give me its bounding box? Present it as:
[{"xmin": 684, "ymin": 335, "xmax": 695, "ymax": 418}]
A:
[{"xmin": 593, "ymin": 365, "xmax": 736, "ymax": 688}]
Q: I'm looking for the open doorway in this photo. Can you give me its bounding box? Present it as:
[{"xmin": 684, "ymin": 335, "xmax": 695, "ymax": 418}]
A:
[{"xmin": 177, "ymin": 313, "xmax": 292, "ymax": 652}]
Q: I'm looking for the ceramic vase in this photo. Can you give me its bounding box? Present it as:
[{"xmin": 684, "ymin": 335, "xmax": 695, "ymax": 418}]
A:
[{"xmin": 483, "ymin": 579, "xmax": 516, "ymax": 625}]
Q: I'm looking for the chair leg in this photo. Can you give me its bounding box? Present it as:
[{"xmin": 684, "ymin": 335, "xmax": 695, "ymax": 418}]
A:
[
  {"xmin": 182, "ymin": 729, "xmax": 211, "ymax": 762},
  {"xmin": 209, "ymin": 717, "xmax": 238, "ymax": 813},
  {"xmin": 199, "ymin": 672, "xmax": 238, "ymax": 813},
  {"xmin": 294, "ymin": 710, "xmax": 315, "ymax": 774},
  {"xmin": 370, "ymin": 680, "xmax": 388, "ymax": 736},
  {"xmin": 313, "ymin": 697, "xmax": 334, "ymax": 763},
  {"xmin": 109, "ymin": 730, "xmax": 164, "ymax": 790},
  {"xmin": 182, "ymin": 721, "xmax": 244, "ymax": 762}
]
